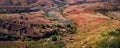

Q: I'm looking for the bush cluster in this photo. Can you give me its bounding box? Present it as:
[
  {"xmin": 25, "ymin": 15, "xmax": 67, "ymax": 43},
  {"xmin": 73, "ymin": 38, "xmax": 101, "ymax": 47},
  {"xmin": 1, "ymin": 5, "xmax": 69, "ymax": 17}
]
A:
[{"xmin": 96, "ymin": 28, "xmax": 120, "ymax": 48}]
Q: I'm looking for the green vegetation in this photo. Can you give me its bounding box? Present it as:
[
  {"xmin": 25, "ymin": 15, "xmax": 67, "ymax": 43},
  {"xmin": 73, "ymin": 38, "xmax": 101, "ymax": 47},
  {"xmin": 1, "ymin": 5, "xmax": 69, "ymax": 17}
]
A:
[
  {"xmin": 35, "ymin": 24, "xmax": 46, "ymax": 29},
  {"xmin": 28, "ymin": 23, "xmax": 77, "ymax": 48},
  {"xmin": 94, "ymin": 9, "xmax": 108, "ymax": 15},
  {"xmin": 26, "ymin": 37, "xmax": 33, "ymax": 41},
  {"xmin": 66, "ymin": 24, "xmax": 77, "ymax": 34},
  {"xmin": 48, "ymin": 35, "xmax": 57, "ymax": 41},
  {"xmin": 100, "ymin": 28, "xmax": 120, "ymax": 37},
  {"xmin": 26, "ymin": 41, "xmax": 65, "ymax": 48},
  {"xmin": 95, "ymin": 28, "xmax": 120, "ymax": 48},
  {"xmin": 35, "ymin": 23, "xmax": 77, "ymax": 36},
  {"xmin": 96, "ymin": 38, "xmax": 120, "ymax": 48},
  {"xmin": 55, "ymin": 24, "xmax": 64, "ymax": 29}
]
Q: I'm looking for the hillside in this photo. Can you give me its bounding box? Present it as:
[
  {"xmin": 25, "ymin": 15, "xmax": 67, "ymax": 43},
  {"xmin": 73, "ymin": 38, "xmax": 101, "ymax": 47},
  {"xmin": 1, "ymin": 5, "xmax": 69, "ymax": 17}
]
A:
[
  {"xmin": 0, "ymin": 0, "xmax": 120, "ymax": 6},
  {"xmin": 0, "ymin": 0, "xmax": 120, "ymax": 48}
]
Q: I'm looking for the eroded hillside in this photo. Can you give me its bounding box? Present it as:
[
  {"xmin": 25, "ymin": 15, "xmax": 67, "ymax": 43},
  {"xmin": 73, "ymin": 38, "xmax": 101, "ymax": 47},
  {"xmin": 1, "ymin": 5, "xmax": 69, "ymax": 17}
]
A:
[
  {"xmin": 61, "ymin": 3, "xmax": 120, "ymax": 48},
  {"xmin": 0, "ymin": 1, "xmax": 120, "ymax": 48}
]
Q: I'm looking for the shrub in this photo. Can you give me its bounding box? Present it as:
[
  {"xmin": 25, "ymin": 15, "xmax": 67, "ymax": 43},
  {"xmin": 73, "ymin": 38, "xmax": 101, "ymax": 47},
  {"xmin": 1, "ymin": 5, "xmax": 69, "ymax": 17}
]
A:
[
  {"xmin": 95, "ymin": 38, "xmax": 120, "ymax": 48},
  {"xmin": 100, "ymin": 28, "xmax": 120, "ymax": 37},
  {"xmin": 115, "ymin": 28, "xmax": 120, "ymax": 32},
  {"xmin": 94, "ymin": 9, "xmax": 108, "ymax": 15},
  {"xmin": 43, "ymin": 30, "xmax": 58, "ymax": 38},
  {"xmin": 35, "ymin": 24, "xmax": 46, "ymax": 29},
  {"xmin": 48, "ymin": 35, "xmax": 57, "ymax": 41},
  {"xmin": 26, "ymin": 37, "xmax": 33, "ymax": 41},
  {"xmin": 66, "ymin": 24, "xmax": 77, "ymax": 34},
  {"xmin": 55, "ymin": 24, "xmax": 64, "ymax": 29},
  {"xmin": 70, "ymin": 26, "xmax": 77, "ymax": 34},
  {"xmin": 105, "ymin": 31, "xmax": 118, "ymax": 37},
  {"xmin": 96, "ymin": 28, "xmax": 120, "ymax": 48}
]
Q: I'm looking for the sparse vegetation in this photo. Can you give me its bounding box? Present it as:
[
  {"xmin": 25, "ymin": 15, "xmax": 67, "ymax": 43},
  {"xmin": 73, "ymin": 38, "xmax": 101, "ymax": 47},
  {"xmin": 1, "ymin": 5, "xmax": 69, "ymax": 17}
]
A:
[
  {"xmin": 96, "ymin": 28, "xmax": 120, "ymax": 48},
  {"xmin": 26, "ymin": 41, "xmax": 65, "ymax": 48},
  {"xmin": 35, "ymin": 24, "xmax": 46, "ymax": 29},
  {"xmin": 100, "ymin": 28, "xmax": 120, "ymax": 37},
  {"xmin": 48, "ymin": 35, "xmax": 57, "ymax": 41},
  {"xmin": 66, "ymin": 24, "xmax": 77, "ymax": 34},
  {"xmin": 95, "ymin": 38, "xmax": 120, "ymax": 48},
  {"xmin": 0, "ymin": 1, "xmax": 120, "ymax": 48},
  {"xmin": 94, "ymin": 9, "xmax": 108, "ymax": 15}
]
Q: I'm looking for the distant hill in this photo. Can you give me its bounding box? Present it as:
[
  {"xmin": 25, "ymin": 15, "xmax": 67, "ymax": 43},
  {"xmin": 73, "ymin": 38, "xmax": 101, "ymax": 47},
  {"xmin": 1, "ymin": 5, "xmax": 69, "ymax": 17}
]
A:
[
  {"xmin": 0, "ymin": 0, "xmax": 37, "ymax": 6},
  {"xmin": 0, "ymin": 0, "xmax": 119, "ymax": 6}
]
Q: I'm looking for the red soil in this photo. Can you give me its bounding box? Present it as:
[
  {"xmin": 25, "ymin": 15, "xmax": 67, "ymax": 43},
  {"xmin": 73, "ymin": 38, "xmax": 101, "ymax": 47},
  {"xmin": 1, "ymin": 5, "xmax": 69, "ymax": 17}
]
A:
[
  {"xmin": 64, "ymin": 3, "xmax": 113, "ymax": 28},
  {"xmin": 14, "ymin": 41, "xmax": 25, "ymax": 48},
  {"xmin": 70, "ymin": 10, "xmax": 81, "ymax": 14},
  {"xmin": 81, "ymin": 9, "xmax": 94, "ymax": 14},
  {"xmin": 74, "ymin": 17, "xmax": 87, "ymax": 27},
  {"xmin": 91, "ymin": 18, "xmax": 107, "ymax": 23}
]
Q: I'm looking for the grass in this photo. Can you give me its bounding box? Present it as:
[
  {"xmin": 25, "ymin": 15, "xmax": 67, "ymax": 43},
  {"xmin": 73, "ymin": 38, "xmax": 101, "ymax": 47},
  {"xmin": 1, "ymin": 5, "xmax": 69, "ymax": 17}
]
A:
[
  {"xmin": 100, "ymin": 28, "xmax": 120, "ymax": 37},
  {"xmin": 95, "ymin": 28, "xmax": 120, "ymax": 48},
  {"xmin": 26, "ymin": 41, "xmax": 65, "ymax": 48},
  {"xmin": 65, "ymin": 20, "xmax": 120, "ymax": 48},
  {"xmin": 95, "ymin": 38, "xmax": 120, "ymax": 48},
  {"xmin": 66, "ymin": 24, "xmax": 77, "ymax": 34},
  {"xmin": 48, "ymin": 35, "xmax": 57, "ymax": 41}
]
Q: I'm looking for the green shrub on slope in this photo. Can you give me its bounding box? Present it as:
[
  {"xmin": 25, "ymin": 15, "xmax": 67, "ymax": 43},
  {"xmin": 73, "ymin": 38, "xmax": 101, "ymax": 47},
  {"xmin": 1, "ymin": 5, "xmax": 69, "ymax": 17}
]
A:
[{"xmin": 96, "ymin": 28, "xmax": 120, "ymax": 48}]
